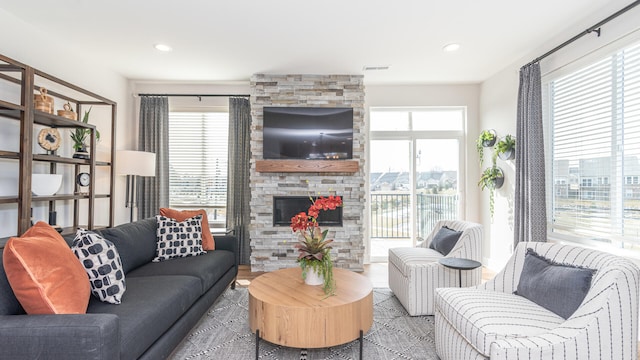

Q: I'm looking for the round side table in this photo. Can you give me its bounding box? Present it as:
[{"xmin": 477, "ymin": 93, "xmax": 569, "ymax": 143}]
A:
[{"xmin": 439, "ymin": 257, "xmax": 482, "ymax": 287}]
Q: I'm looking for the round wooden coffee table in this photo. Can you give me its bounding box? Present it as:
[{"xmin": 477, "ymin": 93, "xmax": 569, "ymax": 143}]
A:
[{"xmin": 248, "ymin": 267, "xmax": 373, "ymax": 351}]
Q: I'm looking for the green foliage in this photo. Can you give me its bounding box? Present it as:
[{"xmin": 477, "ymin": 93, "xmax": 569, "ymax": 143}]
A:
[
  {"xmin": 478, "ymin": 166, "xmax": 504, "ymax": 220},
  {"xmin": 299, "ymin": 250, "xmax": 336, "ymax": 297},
  {"xmin": 70, "ymin": 107, "xmax": 100, "ymax": 151},
  {"xmin": 494, "ymin": 134, "xmax": 516, "ymax": 162},
  {"xmin": 297, "ymin": 227, "xmax": 336, "ymax": 295},
  {"xmin": 476, "ymin": 130, "xmax": 496, "ymax": 166}
]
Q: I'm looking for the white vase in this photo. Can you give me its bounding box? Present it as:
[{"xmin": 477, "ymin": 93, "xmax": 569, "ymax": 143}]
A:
[{"xmin": 304, "ymin": 267, "xmax": 324, "ymax": 286}]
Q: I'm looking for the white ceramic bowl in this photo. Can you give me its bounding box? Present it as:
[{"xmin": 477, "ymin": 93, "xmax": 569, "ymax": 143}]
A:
[{"xmin": 32, "ymin": 174, "xmax": 63, "ymax": 196}]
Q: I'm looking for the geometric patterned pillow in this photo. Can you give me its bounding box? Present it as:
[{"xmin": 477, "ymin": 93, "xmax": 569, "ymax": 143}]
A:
[
  {"xmin": 153, "ymin": 214, "xmax": 206, "ymax": 262},
  {"xmin": 72, "ymin": 229, "xmax": 126, "ymax": 304},
  {"xmin": 159, "ymin": 208, "xmax": 215, "ymax": 250}
]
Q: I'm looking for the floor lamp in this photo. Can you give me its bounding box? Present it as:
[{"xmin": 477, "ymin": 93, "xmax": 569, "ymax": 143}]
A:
[{"xmin": 116, "ymin": 150, "xmax": 156, "ymax": 223}]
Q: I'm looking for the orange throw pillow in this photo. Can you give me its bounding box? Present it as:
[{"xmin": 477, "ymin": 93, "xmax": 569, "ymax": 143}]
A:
[
  {"xmin": 159, "ymin": 208, "xmax": 215, "ymax": 250},
  {"xmin": 3, "ymin": 222, "xmax": 91, "ymax": 314}
]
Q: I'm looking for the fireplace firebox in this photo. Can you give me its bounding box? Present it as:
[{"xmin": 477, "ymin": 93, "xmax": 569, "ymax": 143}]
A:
[{"xmin": 272, "ymin": 196, "xmax": 343, "ymax": 227}]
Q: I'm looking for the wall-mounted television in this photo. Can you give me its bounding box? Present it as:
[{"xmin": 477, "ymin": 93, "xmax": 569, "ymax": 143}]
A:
[{"xmin": 263, "ymin": 106, "xmax": 353, "ymax": 160}]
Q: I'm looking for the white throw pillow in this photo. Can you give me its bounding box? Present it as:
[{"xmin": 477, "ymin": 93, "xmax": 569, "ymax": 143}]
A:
[
  {"xmin": 72, "ymin": 229, "xmax": 126, "ymax": 304},
  {"xmin": 154, "ymin": 214, "xmax": 206, "ymax": 262}
]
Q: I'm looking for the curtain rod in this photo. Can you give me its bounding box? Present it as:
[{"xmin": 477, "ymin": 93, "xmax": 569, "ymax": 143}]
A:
[
  {"xmin": 137, "ymin": 93, "xmax": 250, "ymax": 98},
  {"xmin": 525, "ymin": 0, "xmax": 640, "ymax": 67}
]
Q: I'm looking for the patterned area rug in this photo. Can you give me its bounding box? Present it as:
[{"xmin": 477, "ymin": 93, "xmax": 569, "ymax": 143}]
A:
[{"xmin": 170, "ymin": 287, "xmax": 438, "ymax": 360}]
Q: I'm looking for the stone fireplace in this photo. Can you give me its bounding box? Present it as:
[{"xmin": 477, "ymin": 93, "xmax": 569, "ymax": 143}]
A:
[
  {"xmin": 272, "ymin": 196, "xmax": 343, "ymax": 227},
  {"xmin": 249, "ymin": 74, "xmax": 365, "ymax": 272}
]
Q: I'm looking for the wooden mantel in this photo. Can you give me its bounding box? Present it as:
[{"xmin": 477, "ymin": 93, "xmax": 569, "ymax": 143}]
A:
[{"xmin": 255, "ymin": 159, "xmax": 359, "ymax": 173}]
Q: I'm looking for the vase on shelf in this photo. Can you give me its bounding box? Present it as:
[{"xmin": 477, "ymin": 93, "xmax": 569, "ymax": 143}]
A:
[{"xmin": 72, "ymin": 143, "xmax": 90, "ymax": 159}]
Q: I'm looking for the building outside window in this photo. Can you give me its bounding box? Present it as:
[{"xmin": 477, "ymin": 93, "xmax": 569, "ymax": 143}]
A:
[{"xmin": 545, "ymin": 40, "xmax": 640, "ymax": 250}]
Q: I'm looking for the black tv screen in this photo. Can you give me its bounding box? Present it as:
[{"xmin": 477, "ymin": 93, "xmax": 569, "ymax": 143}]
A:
[{"xmin": 263, "ymin": 107, "xmax": 353, "ymax": 160}]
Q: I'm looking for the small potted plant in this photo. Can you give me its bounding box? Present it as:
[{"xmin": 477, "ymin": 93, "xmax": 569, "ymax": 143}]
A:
[
  {"xmin": 290, "ymin": 195, "xmax": 342, "ymax": 296},
  {"xmin": 495, "ymin": 134, "xmax": 516, "ymax": 161},
  {"xmin": 476, "ymin": 130, "xmax": 497, "ymax": 166},
  {"xmin": 70, "ymin": 107, "xmax": 99, "ymax": 159},
  {"xmin": 478, "ymin": 166, "xmax": 504, "ymax": 219}
]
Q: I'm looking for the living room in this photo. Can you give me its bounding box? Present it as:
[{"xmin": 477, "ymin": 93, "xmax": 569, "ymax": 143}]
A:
[{"xmin": 1, "ymin": 1, "xmax": 640, "ymax": 359}]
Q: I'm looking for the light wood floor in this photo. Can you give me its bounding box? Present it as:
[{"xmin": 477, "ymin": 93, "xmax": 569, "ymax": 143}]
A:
[{"xmin": 238, "ymin": 264, "xmax": 640, "ymax": 359}]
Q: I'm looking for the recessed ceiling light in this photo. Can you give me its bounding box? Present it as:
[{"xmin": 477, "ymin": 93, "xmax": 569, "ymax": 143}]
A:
[
  {"xmin": 154, "ymin": 43, "xmax": 173, "ymax": 52},
  {"xmin": 443, "ymin": 43, "xmax": 461, "ymax": 52},
  {"xmin": 362, "ymin": 65, "xmax": 391, "ymax": 71}
]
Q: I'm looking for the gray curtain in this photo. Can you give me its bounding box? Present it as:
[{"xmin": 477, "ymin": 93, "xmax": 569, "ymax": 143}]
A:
[
  {"xmin": 227, "ymin": 97, "xmax": 251, "ymax": 264},
  {"xmin": 137, "ymin": 96, "xmax": 170, "ymax": 220},
  {"xmin": 514, "ymin": 63, "xmax": 547, "ymax": 247}
]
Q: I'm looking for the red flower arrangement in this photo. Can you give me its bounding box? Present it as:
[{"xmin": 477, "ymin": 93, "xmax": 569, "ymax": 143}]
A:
[
  {"xmin": 290, "ymin": 195, "xmax": 342, "ymax": 295},
  {"xmin": 290, "ymin": 195, "xmax": 342, "ymax": 233}
]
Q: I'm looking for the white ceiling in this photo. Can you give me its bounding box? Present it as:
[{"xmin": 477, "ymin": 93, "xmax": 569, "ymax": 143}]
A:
[{"xmin": 0, "ymin": 0, "xmax": 632, "ymax": 84}]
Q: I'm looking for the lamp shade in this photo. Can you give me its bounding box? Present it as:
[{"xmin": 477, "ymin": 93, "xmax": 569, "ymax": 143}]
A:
[{"xmin": 116, "ymin": 150, "xmax": 156, "ymax": 176}]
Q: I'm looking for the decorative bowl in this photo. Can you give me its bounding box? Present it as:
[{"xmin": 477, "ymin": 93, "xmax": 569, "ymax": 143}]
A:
[{"xmin": 32, "ymin": 174, "xmax": 63, "ymax": 196}]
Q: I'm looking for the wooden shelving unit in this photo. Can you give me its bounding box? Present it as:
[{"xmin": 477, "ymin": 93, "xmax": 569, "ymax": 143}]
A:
[{"xmin": 0, "ymin": 53, "xmax": 116, "ymax": 242}]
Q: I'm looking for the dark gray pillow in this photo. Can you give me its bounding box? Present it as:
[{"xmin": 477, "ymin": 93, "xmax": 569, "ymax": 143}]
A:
[
  {"xmin": 96, "ymin": 218, "xmax": 158, "ymax": 273},
  {"xmin": 429, "ymin": 226, "xmax": 463, "ymax": 255},
  {"xmin": 515, "ymin": 248, "xmax": 596, "ymax": 319}
]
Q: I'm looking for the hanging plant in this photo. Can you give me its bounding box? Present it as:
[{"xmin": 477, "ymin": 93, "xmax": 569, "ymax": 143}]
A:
[
  {"xmin": 478, "ymin": 166, "xmax": 504, "ymax": 219},
  {"xmin": 495, "ymin": 134, "xmax": 516, "ymax": 161},
  {"xmin": 476, "ymin": 129, "xmax": 497, "ymax": 166}
]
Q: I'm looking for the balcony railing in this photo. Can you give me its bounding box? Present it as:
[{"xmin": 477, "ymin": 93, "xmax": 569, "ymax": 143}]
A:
[{"xmin": 370, "ymin": 193, "xmax": 458, "ymax": 239}]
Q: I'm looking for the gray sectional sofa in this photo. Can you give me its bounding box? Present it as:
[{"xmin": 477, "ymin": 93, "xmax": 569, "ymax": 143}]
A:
[{"xmin": 0, "ymin": 218, "xmax": 238, "ymax": 360}]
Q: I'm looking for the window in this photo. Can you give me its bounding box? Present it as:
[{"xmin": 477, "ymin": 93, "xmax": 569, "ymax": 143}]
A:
[
  {"xmin": 168, "ymin": 112, "xmax": 229, "ymax": 226},
  {"xmin": 546, "ymin": 41, "xmax": 640, "ymax": 248},
  {"xmin": 368, "ymin": 107, "xmax": 465, "ymax": 261}
]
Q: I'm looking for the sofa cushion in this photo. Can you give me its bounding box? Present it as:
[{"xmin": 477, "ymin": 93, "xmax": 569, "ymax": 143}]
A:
[
  {"xmin": 435, "ymin": 287, "xmax": 564, "ymax": 356},
  {"xmin": 429, "ymin": 226, "xmax": 462, "ymax": 256},
  {"xmin": 515, "ymin": 248, "xmax": 595, "ymax": 319},
  {"xmin": 388, "ymin": 246, "xmax": 444, "ymax": 276},
  {"xmin": 97, "ymin": 218, "xmax": 158, "ymax": 273},
  {"xmin": 160, "ymin": 207, "xmax": 215, "ymax": 250},
  {"xmin": 127, "ymin": 250, "xmax": 235, "ymax": 295},
  {"xmin": 72, "ymin": 229, "xmax": 126, "ymax": 304},
  {"xmin": 0, "ymin": 251, "xmax": 24, "ymax": 315},
  {"xmin": 3, "ymin": 222, "xmax": 90, "ymax": 314},
  {"xmin": 86, "ymin": 275, "xmax": 201, "ymax": 360},
  {"xmin": 154, "ymin": 215, "xmax": 206, "ymax": 262}
]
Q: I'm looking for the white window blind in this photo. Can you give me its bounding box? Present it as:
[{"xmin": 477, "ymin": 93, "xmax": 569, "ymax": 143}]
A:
[
  {"xmin": 548, "ymin": 41, "xmax": 640, "ymax": 247},
  {"xmin": 168, "ymin": 112, "xmax": 229, "ymax": 219}
]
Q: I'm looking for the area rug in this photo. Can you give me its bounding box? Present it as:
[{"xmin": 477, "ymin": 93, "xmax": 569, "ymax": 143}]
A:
[{"xmin": 170, "ymin": 288, "xmax": 438, "ymax": 360}]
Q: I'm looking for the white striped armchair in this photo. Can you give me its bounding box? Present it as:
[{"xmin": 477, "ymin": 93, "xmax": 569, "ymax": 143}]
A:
[
  {"xmin": 435, "ymin": 242, "xmax": 640, "ymax": 360},
  {"xmin": 388, "ymin": 220, "xmax": 483, "ymax": 316}
]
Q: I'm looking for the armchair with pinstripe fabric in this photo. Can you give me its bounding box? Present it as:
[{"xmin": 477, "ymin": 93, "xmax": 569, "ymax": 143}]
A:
[
  {"xmin": 388, "ymin": 220, "xmax": 483, "ymax": 316},
  {"xmin": 435, "ymin": 242, "xmax": 640, "ymax": 360}
]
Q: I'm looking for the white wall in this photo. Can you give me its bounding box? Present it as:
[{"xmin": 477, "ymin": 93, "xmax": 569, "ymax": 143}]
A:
[
  {"xmin": 478, "ymin": 69, "xmax": 518, "ymax": 270},
  {"xmin": 478, "ymin": 3, "xmax": 640, "ymax": 271},
  {"xmin": 0, "ymin": 8, "xmax": 134, "ymax": 235}
]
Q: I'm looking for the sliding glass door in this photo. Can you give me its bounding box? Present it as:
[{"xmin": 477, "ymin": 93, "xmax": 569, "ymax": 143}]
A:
[
  {"xmin": 369, "ymin": 108, "xmax": 464, "ymax": 261},
  {"xmin": 370, "ymin": 140, "xmax": 412, "ymax": 255}
]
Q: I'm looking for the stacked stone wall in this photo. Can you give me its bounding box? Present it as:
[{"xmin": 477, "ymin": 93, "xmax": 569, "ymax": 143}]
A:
[{"xmin": 249, "ymin": 74, "xmax": 365, "ymax": 272}]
